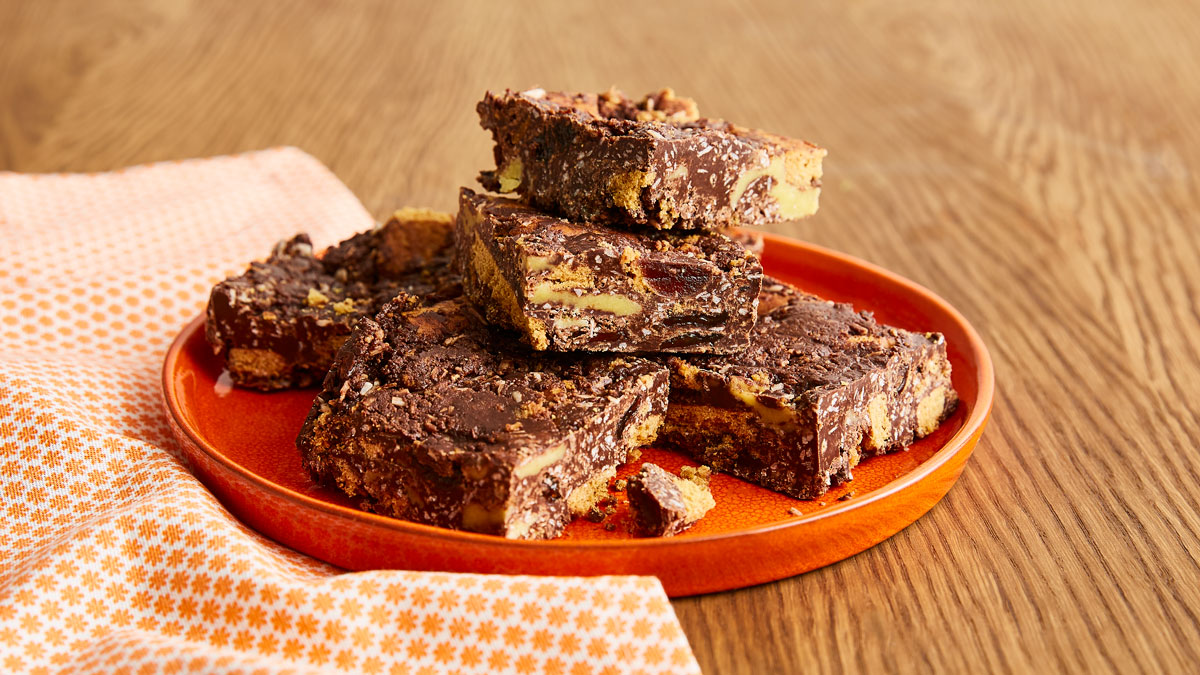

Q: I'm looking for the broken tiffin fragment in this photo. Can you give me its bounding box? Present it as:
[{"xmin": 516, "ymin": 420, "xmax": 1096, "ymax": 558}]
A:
[
  {"xmin": 205, "ymin": 208, "xmax": 457, "ymax": 390},
  {"xmin": 626, "ymin": 463, "xmax": 715, "ymax": 536},
  {"xmin": 456, "ymin": 188, "xmax": 762, "ymax": 353},
  {"xmin": 476, "ymin": 87, "xmax": 825, "ymax": 230},
  {"xmin": 295, "ymin": 292, "xmax": 669, "ymax": 540},
  {"xmin": 659, "ymin": 278, "xmax": 958, "ymax": 500}
]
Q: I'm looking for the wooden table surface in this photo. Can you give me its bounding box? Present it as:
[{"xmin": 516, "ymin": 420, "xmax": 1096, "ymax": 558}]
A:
[{"xmin": 5, "ymin": 1, "xmax": 1199, "ymax": 672}]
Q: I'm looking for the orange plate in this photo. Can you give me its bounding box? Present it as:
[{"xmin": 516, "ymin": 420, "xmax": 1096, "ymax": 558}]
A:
[{"xmin": 162, "ymin": 234, "xmax": 993, "ymax": 597}]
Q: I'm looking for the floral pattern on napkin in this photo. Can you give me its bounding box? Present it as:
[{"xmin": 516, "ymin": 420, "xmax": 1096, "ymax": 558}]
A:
[{"xmin": 0, "ymin": 148, "xmax": 700, "ymax": 675}]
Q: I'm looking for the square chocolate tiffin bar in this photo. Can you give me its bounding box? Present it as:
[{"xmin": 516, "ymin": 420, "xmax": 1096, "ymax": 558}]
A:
[
  {"xmin": 477, "ymin": 88, "xmax": 825, "ymax": 231},
  {"xmin": 205, "ymin": 208, "xmax": 457, "ymax": 390},
  {"xmin": 456, "ymin": 188, "xmax": 763, "ymax": 354},
  {"xmin": 296, "ymin": 294, "xmax": 669, "ymax": 540},
  {"xmin": 660, "ymin": 279, "xmax": 958, "ymax": 500}
]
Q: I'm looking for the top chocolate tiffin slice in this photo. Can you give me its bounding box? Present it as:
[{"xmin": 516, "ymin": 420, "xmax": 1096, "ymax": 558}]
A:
[{"xmin": 477, "ymin": 87, "xmax": 826, "ymax": 231}]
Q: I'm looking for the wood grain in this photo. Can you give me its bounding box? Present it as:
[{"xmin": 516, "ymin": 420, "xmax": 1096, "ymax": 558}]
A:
[{"xmin": 4, "ymin": 0, "xmax": 1199, "ymax": 672}]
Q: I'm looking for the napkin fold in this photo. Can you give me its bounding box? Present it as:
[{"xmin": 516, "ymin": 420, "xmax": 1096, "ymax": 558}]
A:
[{"xmin": 0, "ymin": 148, "xmax": 701, "ymax": 675}]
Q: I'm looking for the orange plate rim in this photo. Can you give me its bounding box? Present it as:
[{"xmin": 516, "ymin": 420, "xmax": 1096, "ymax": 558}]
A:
[{"xmin": 162, "ymin": 233, "xmax": 994, "ymax": 551}]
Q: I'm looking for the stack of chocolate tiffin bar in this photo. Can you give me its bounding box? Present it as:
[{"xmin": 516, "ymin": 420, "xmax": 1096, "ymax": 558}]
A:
[{"xmin": 206, "ymin": 88, "xmax": 958, "ymax": 540}]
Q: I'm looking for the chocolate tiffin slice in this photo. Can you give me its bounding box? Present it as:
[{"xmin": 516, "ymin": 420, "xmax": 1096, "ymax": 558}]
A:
[
  {"xmin": 660, "ymin": 279, "xmax": 957, "ymax": 500},
  {"xmin": 477, "ymin": 87, "xmax": 825, "ymax": 230},
  {"xmin": 206, "ymin": 208, "xmax": 457, "ymax": 390},
  {"xmin": 297, "ymin": 293, "xmax": 669, "ymax": 539},
  {"xmin": 456, "ymin": 188, "xmax": 762, "ymax": 354}
]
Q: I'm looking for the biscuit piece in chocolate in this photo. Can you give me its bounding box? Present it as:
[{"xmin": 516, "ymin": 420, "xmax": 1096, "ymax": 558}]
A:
[
  {"xmin": 477, "ymin": 88, "xmax": 825, "ymax": 230},
  {"xmin": 205, "ymin": 209, "xmax": 457, "ymax": 390},
  {"xmin": 456, "ymin": 189, "xmax": 762, "ymax": 353},
  {"xmin": 626, "ymin": 463, "xmax": 715, "ymax": 536},
  {"xmin": 296, "ymin": 294, "xmax": 669, "ymax": 540},
  {"xmin": 660, "ymin": 279, "xmax": 958, "ymax": 500}
]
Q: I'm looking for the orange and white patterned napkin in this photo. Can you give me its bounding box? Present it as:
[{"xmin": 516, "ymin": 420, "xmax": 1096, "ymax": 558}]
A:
[{"xmin": 0, "ymin": 148, "xmax": 701, "ymax": 675}]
